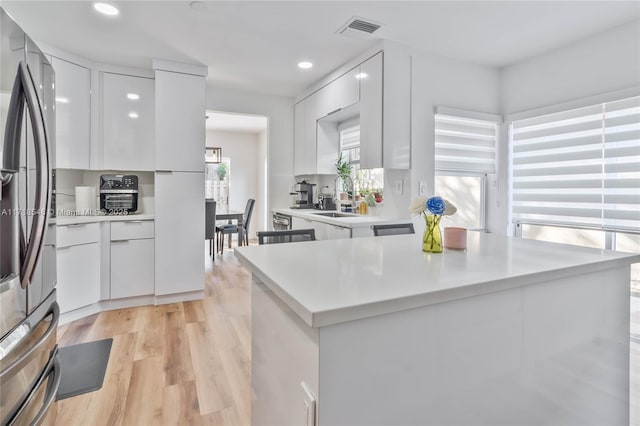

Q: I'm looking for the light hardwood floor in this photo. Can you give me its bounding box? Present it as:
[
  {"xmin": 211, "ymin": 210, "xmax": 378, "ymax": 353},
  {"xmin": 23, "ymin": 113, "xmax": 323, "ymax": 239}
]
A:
[{"xmin": 55, "ymin": 249, "xmax": 251, "ymax": 426}]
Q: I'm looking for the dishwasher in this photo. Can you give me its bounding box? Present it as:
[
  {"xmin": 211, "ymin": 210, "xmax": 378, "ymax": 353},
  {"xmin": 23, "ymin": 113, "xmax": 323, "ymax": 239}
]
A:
[{"xmin": 272, "ymin": 212, "xmax": 292, "ymax": 230}]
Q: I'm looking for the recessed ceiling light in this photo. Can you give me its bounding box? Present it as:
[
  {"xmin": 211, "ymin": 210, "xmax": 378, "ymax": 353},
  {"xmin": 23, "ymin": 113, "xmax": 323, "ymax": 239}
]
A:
[
  {"xmin": 128, "ymin": 112, "xmax": 139, "ymax": 119},
  {"xmin": 297, "ymin": 61, "xmax": 313, "ymax": 69},
  {"xmin": 355, "ymin": 73, "xmax": 368, "ymax": 79},
  {"xmin": 127, "ymin": 93, "xmax": 140, "ymax": 100},
  {"xmin": 94, "ymin": 3, "xmax": 119, "ymax": 16}
]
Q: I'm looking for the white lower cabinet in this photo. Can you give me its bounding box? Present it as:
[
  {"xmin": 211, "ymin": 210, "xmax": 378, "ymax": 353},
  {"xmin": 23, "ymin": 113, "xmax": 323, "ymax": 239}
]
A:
[
  {"xmin": 291, "ymin": 217, "xmax": 351, "ymax": 240},
  {"xmin": 292, "ymin": 217, "xmax": 326, "ymax": 240},
  {"xmin": 57, "ymin": 242, "xmax": 100, "ymax": 313},
  {"xmin": 110, "ymin": 238, "xmax": 154, "ymax": 299},
  {"xmin": 326, "ymin": 224, "xmax": 351, "ymax": 240}
]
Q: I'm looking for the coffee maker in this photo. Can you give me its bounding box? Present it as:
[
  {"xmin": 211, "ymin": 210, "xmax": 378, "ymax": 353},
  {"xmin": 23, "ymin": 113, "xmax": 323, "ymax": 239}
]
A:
[{"xmin": 291, "ymin": 183, "xmax": 315, "ymax": 209}]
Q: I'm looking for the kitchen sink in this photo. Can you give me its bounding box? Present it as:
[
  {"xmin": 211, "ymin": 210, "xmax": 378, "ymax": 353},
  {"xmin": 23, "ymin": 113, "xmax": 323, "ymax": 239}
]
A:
[{"xmin": 311, "ymin": 212, "xmax": 356, "ymax": 218}]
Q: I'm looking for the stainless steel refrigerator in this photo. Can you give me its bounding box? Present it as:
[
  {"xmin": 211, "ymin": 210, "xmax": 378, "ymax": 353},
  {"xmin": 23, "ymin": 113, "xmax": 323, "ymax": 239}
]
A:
[{"xmin": 0, "ymin": 8, "xmax": 60, "ymax": 425}]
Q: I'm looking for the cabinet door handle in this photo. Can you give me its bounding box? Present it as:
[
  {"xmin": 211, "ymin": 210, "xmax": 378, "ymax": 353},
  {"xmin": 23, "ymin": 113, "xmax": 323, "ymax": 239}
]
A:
[
  {"xmin": 66, "ymin": 223, "xmax": 86, "ymax": 228},
  {"xmin": 124, "ymin": 220, "xmax": 145, "ymax": 223},
  {"xmin": 155, "ymin": 170, "xmax": 172, "ymax": 173},
  {"xmin": 111, "ymin": 239, "xmax": 129, "ymax": 243},
  {"xmin": 327, "ymin": 107, "xmax": 342, "ymax": 116}
]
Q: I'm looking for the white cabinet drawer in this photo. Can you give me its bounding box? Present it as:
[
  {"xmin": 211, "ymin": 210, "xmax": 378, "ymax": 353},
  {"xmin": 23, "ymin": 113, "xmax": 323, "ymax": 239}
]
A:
[
  {"xmin": 57, "ymin": 222, "xmax": 100, "ymax": 248},
  {"xmin": 111, "ymin": 220, "xmax": 154, "ymax": 241}
]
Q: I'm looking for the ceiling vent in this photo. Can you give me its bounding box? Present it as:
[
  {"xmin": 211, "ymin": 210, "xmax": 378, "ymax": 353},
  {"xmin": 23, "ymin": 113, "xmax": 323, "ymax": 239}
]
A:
[{"xmin": 337, "ymin": 17, "xmax": 382, "ymax": 39}]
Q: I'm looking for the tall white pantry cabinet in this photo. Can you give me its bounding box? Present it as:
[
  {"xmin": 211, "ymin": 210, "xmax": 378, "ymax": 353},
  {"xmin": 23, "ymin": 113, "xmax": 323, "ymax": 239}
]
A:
[{"xmin": 153, "ymin": 61, "xmax": 207, "ymax": 296}]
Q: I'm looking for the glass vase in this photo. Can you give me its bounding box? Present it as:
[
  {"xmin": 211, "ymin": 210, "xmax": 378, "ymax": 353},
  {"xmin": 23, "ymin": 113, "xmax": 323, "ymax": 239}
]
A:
[{"xmin": 423, "ymin": 214, "xmax": 443, "ymax": 253}]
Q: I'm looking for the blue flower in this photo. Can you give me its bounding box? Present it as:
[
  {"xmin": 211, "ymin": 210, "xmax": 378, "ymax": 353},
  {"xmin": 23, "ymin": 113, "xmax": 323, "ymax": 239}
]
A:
[{"xmin": 426, "ymin": 196, "xmax": 445, "ymax": 215}]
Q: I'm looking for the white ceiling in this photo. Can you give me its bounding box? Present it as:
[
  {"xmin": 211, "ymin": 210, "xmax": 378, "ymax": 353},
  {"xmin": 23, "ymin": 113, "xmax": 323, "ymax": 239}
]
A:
[
  {"xmin": 3, "ymin": 1, "xmax": 639, "ymax": 97},
  {"xmin": 206, "ymin": 111, "xmax": 267, "ymax": 133}
]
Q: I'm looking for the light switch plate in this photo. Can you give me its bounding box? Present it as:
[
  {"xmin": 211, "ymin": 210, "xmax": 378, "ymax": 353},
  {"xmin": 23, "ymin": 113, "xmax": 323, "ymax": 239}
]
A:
[
  {"xmin": 395, "ymin": 179, "xmax": 404, "ymax": 195},
  {"xmin": 419, "ymin": 181, "xmax": 428, "ymax": 196}
]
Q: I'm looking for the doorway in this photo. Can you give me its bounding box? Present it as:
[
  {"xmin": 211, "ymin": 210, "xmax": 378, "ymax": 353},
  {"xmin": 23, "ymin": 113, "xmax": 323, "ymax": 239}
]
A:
[{"xmin": 205, "ymin": 111, "xmax": 268, "ymax": 248}]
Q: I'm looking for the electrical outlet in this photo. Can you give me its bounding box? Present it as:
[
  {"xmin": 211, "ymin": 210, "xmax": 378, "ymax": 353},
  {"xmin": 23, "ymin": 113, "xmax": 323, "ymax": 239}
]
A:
[{"xmin": 395, "ymin": 179, "xmax": 404, "ymax": 195}]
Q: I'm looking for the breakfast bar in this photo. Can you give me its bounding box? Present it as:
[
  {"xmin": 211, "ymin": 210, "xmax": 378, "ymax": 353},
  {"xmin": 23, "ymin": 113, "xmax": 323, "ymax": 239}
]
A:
[{"xmin": 235, "ymin": 232, "xmax": 639, "ymax": 425}]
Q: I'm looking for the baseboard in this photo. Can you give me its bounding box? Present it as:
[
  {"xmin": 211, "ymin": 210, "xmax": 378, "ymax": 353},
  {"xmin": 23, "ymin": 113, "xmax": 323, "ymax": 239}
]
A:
[
  {"xmin": 155, "ymin": 290, "xmax": 205, "ymax": 305},
  {"xmin": 59, "ymin": 303, "xmax": 102, "ymax": 325},
  {"xmin": 58, "ymin": 291, "xmax": 205, "ymax": 325}
]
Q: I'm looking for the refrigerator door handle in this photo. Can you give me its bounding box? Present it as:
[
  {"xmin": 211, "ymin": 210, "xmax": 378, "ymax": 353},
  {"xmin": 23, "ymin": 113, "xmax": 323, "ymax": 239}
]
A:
[
  {"xmin": 30, "ymin": 351, "xmax": 61, "ymax": 426},
  {"xmin": 0, "ymin": 302, "xmax": 59, "ymax": 377},
  {"xmin": 3, "ymin": 61, "xmax": 51, "ymax": 289},
  {"xmin": 5, "ymin": 347, "xmax": 61, "ymax": 426}
]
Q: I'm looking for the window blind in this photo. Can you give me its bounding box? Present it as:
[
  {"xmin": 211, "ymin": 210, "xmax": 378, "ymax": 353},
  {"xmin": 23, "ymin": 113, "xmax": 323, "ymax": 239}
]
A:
[
  {"xmin": 511, "ymin": 96, "xmax": 640, "ymax": 232},
  {"xmin": 340, "ymin": 125, "xmax": 360, "ymax": 150},
  {"xmin": 435, "ymin": 112, "xmax": 498, "ymax": 173}
]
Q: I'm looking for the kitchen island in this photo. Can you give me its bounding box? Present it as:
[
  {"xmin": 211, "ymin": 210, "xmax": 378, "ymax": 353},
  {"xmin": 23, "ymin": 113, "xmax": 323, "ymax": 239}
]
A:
[{"xmin": 235, "ymin": 232, "xmax": 639, "ymax": 425}]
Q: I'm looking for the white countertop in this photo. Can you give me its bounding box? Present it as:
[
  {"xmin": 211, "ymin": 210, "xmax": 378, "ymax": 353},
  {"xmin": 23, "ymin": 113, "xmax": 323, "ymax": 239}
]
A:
[
  {"xmin": 53, "ymin": 213, "xmax": 155, "ymax": 226},
  {"xmin": 273, "ymin": 208, "xmax": 410, "ymax": 228},
  {"xmin": 235, "ymin": 232, "xmax": 640, "ymax": 328}
]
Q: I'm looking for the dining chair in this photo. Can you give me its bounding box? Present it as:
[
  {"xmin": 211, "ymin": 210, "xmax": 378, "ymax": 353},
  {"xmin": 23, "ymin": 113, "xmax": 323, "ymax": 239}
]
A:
[
  {"xmin": 371, "ymin": 223, "xmax": 415, "ymax": 236},
  {"xmin": 205, "ymin": 199, "xmax": 217, "ymax": 258},
  {"xmin": 216, "ymin": 198, "xmax": 255, "ymax": 254},
  {"xmin": 256, "ymin": 229, "xmax": 316, "ymax": 245}
]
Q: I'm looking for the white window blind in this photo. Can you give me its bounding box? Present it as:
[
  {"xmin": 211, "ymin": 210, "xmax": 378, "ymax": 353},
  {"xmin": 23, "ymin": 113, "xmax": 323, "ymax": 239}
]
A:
[
  {"xmin": 340, "ymin": 125, "xmax": 360, "ymax": 150},
  {"xmin": 435, "ymin": 110, "xmax": 499, "ymax": 173},
  {"xmin": 511, "ymin": 95, "xmax": 640, "ymax": 232}
]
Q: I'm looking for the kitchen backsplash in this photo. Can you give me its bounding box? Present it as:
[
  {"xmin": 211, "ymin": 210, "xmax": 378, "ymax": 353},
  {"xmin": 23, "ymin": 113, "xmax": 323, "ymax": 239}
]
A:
[{"xmin": 55, "ymin": 169, "xmax": 155, "ymax": 215}]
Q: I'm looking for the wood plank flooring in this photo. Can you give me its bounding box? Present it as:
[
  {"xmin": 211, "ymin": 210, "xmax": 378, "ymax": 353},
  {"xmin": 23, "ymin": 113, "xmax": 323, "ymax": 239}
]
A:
[{"xmin": 55, "ymin": 249, "xmax": 251, "ymax": 426}]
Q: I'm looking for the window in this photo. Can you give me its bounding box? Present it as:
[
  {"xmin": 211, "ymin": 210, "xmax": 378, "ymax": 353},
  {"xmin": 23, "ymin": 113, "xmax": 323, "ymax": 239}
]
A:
[
  {"xmin": 511, "ymin": 95, "xmax": 640, "ymax": 294},
  {"xmin": 339, "ymin": 122, "xmax": 384, "ymax": 198},
  {"xmin": 435, "ymin": 174, "xmax": 485, "ymax": 229},
  {"xmin": 205, "ymin": 159, "xmax": 230, "ymax": 205},
  {"xmin": 510, "ymin": 96, "xmax": 640, "ymax": 233},
  {"xmin": 434, "ymin": 107, "xmax": 501, "ymax": 230}
]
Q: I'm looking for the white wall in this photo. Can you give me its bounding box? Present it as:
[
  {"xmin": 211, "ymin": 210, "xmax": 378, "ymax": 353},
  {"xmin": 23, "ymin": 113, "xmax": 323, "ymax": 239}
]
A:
[
  {"xmin": 383, "ymin": 48, "xmax": 500, "ymax": 230},
  {"xmin": 257, "ymin": 129, "xmax": 268, "ymax": 231},
  {"xmin": 206, "ymin": 129, "xmax": 268, "ymax": 234},
  {"xmin": 500, "ymin": 20, "xmax": 640, "ymax": 115},
  {"xmin": 206, "ymin": 85, "xmax": 295, "ymax": 224},
  {"xmin": 495, "ymin": 20, "xmax": 640, "ymax": 234}
]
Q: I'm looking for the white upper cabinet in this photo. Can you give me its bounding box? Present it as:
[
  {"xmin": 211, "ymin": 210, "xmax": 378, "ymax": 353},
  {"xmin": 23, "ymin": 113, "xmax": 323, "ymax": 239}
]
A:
[
  {"xmin": 359, "ymin": 53, "xmax": 383, "ymax": 169},
  {"xmin": 294, "ymin": 93, "xmax": 318, "ymax": 176},
  {"xmin": 294, "ymin": 101, "xmax": 306, "ymax": 176},
  {"xmin": 333, "ymin": 67, "xmax": 360, "ymax": 112},
  {"xmin": 51, "ymin": 57, "xmax": 91, "ymax": 169},
  {"xmin": 315, "ymin": 67, "xmax": 360, "ymax": 119},
  {"xmin": 155, "ymin": 71, "xmax": 206, "ymax": 172},
  {"xmin": 102, "ymin": 73, "xmax": 155, "ymax": 171}
]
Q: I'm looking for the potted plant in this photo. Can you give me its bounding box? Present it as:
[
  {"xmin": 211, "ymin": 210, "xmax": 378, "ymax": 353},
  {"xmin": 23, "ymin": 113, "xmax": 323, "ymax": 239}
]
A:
[
  {"xmin": 216, "ymin": 163, "xmax": 227, "ymax": 181},
  {"xmin": 335, "ymin": 153, "xmax": 353, "ymax": 195},
  {"xmin": 373, "ymin": 188, "xmax": 383, "ymax": 203}
]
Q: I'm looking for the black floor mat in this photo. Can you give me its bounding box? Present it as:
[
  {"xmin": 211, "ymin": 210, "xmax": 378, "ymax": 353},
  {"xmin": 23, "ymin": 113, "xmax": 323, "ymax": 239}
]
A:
[{"xmin": 56, "ymin": 338, "xmax": 113, "ymax": 400}]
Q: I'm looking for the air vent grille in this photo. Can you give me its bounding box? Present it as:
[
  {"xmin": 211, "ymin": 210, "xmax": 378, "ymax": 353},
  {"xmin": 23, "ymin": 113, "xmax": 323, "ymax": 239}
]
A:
[
  {"xmin": 347, "ymin": 19, "xmax": 380, "ymax": 34},
  {"xmin": 337, "ymin": 16, "xmax": 383, "ymax": 39}
]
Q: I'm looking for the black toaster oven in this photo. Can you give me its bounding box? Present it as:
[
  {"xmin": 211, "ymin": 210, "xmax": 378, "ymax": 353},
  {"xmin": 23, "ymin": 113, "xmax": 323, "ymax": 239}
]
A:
[{"xmin": 99, "ymin": 174, "xmax": 138, "ymax": 214}]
